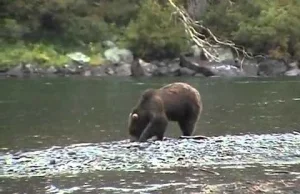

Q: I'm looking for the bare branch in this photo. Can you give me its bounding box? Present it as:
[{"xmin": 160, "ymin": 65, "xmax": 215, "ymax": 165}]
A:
[{"xmin": 168, "ymin": 0, "xmax": 256, "ymax": 62}]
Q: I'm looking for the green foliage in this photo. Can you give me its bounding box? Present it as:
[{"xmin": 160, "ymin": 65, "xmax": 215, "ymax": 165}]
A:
[
  {"xmin": 0, "ymin": 0, "xmax": 141, "ymax": 66},
  {"xmin": 0, "ymin": 41, "xmax": 70, "ymax": 66},
  {"xmin": 123, "ymin": 0, "xmax": 188, "ymax": 60},
  {"xmin": 203, "ymin": 0, "xmax": 300, "ymax": 60},
  {"xmin": 0, "ymin": 0, "xmax": 189, "ymax": 63},
  {"xmin": 2, "ymin": 0, "xmax": 300, "ymax": 66}
]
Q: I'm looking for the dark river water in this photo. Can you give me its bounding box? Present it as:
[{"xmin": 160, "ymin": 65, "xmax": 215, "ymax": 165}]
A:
[{"xmin": 1, "ymin": 76, "xmax": 300, "ymax": 193}]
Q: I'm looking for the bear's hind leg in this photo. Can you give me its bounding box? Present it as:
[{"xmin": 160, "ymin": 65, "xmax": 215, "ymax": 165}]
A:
[{"xmin": 178, "ymin": 116, "xmax": 199, "ymax": 136}]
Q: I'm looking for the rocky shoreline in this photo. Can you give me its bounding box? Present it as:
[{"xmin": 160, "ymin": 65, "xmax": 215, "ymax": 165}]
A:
[
  {"xmin": 1, "ymin": 45, "xmax": 300, "ymax": 78},
  {"xmin": 1, "ymin": 132, "xmax": 300, "ymax": 178}
]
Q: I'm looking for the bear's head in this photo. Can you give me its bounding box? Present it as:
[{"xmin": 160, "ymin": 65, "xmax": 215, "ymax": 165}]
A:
[
  {"xmin": 128, "ymin": 109, "xmax": 150, "ymax": 141},
  {"xmin": 127, "ymin": 88, "xmax": 164, "ymax": 142}
]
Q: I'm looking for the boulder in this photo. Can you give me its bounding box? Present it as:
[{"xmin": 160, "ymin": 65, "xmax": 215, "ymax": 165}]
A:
[
  {"xmin": 82, "ymin": 68, "xmax": 92, "ymax": 77},
  {"xmin": 6, "ymin": 64, "xmax": 27, "ymax": 77},
  {"xmin": 105, "ymin": 66, "xmax": 115, "ymax": 75},
  {"xmin": 152, "ymin": 59, "xmax": 181, "ymax": 76},
  {"xmin": 46, "ymin": 66, "xmax": 59, "ymax": 74},
  {"xmin": 179, "ymin": 67, "xmax": 196, "ymax": 76},
  {"xmin": 288, "ymin": 61, "xmax": 298, "ymax": 68},
  {"xmin": 63, "ymin": 64, "xmax": 82, "ymax": 75},
  {"xmin": 131, "ymin": 59, "xmax": 158, "ymax": 77},
  {"xmin": 80, "ymin": 63, "xmax": 115, "ymax": 77},
  {"xmin": 284, "ymin": 68, "xmax": 300, "ymax": 76},
  {"xmin": 240, "ymin": 59, "xmax": 259, "ymax": 77},
  {"xmin": 89, "ymin": 65, "xmax": 109, "ymax": 77},
  {"xmin": 114, "ymin": 63, "xmax": 131, "ymax": 76},
  {"xmin": 206, "ymin": 62, "xmax": 244, "ymax": 77},
  {"xmin": 153, "ymin": 66, "xmax": 169, "ymax": 76},
  {"xmin": 179, "ymin": 55, "xmax": 211, "ymax": 75},
  {"xmin": 167, "ymin": 59, "xmax": 181, "ymax": 76},
  {"xmin": 131, "ymin": 59, "xmax": 146, "ymax": 77},
  {"xmin": 284, "ymin": 61, "xmax": 300, "ymax": 76},
  {"xmin": 180, "ymin": 55, "xmax": 246, "ymax": 77},
  {"xmin": 257, "ymin": 59, "xmax": 287, "ymax": 76}
]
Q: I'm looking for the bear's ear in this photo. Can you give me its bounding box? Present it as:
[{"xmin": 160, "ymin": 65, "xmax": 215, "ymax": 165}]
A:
[{"xmin": 131, "ymin": 113, "xmax": 138, "ymax": 120}]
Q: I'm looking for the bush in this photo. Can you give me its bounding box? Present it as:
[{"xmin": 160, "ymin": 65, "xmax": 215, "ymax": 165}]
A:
[
  {"xmin": 3, "ymin": 0, "xmax": 300, "ymax": 65},
  {"xmin": 0, "ymin": 41, "xmax": 69, "ymax": 66},
  {"xmin": 122, "ymin": 0, "xmax": 188, "ymax": 60},
  {"xmin": 203, "ymin": 0, "xmax": 300, "ymax": 60}
]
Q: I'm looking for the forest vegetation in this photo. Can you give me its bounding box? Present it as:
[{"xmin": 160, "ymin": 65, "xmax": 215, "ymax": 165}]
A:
[{"xmin": 1, "ymin": 0, "xmax": 300, "ymax": 66}]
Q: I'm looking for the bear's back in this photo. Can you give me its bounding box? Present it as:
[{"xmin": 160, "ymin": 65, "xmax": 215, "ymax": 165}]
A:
[{"xmin": 158, "ymin": 82, "xmax": 201, "ymax": 121}]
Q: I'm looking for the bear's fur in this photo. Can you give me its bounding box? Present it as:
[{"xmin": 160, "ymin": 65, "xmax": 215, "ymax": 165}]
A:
[{"xmin": 128, "ymin": 82, "xmax": 202, "ymax": 142}]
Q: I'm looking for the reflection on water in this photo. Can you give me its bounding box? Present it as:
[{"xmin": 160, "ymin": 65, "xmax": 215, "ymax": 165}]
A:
[{"xmin": 1, "ymin": 76, "xmax": 300, "ymax": 193}]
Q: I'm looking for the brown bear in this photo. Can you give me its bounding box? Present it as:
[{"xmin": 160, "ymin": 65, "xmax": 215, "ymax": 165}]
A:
[{"xmin": 128, "ymin": 82, "xmax": 203, "ymax": 142}]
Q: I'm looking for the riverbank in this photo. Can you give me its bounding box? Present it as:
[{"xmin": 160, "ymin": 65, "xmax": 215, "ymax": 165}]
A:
[
  {"xmin": 2, "ymin": 1, "xmax": 300, "ymax": 80},
  {"xmin": 1, "ymin": 45, "xmax": 300, "ymax": 78}
]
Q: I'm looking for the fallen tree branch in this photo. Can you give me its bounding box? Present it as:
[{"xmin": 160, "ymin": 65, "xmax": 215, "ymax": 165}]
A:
[{"xmin": 168, "ymin": 0, "xmax": 258, "ymax": 62}]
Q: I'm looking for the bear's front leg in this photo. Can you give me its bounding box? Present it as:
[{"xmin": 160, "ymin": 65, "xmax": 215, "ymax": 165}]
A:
[{"xmin": 139, "ymin": 116, "xmax": 168, "ymax": 142}]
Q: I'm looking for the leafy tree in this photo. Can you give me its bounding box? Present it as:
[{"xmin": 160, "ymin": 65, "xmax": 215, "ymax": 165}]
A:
[
  {"xmin": 203, "ymin": 0, "xmax": 300, "ymax": 60},
  {"xmin": 123, "ymin": 0, "xmax": 188, "ymax": 60}
]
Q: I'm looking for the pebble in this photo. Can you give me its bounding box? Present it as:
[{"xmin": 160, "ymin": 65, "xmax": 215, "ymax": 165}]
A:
[{"xmin": 1, "ymin": 133, "xmax": 300, "ymax": 178}]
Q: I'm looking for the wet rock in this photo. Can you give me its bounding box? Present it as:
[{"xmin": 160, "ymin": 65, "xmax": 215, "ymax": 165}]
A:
[
  {"xmin": 179, "ymin": 55, "xmax": 212, "ymax": 76},
  {"xmin": 179, "ymin": 55, "xmax": 244, "ymax": 77},
  {"xmin": 153, "ymin": 60, "xmax": 167, "ymax": 68},
  {"xmin": 89, "ymin": 65, "xmax": 110, "ymax": 76},
  {"xmin": 114, "ymin": 63, "xmax": 131, "ymax": 76},
  {"xmin": 131, "ymin": 59, "xmax": 146, "ymax": 77},
  {"xmin": 82, "ymin": 68, "xmax": 92, "ymax": 77},
  {"xmin": 132, "ymin": 59, "xmax": 158, "ymax": 77},
  {"xmin": 23, "ymin": 64, "xmax": 38, "ymax": 75},
  {"xmin": 6, "ymin": 64, "xmax": 26, "ymax": 77},
  {"xmin": 105, "ymin": 66, "xmax": 115, "ymax": 75},
  {"xmin": 284, "ymin": 61, "xmax": 300, "ymax": 76},
  {"xmin": 151, "ymin": 59, "xmax": 182, "ymax": 76},
  {"xmin": 168, "ymin": 59, "xmax": 181, "ymax": 76},
  {"xmin": 240, "ymin": 59, "xmax": 259, "ymax": 77},
  {"xmin": 83, "ymin": 63, "xmax": 116, "ymax": 77},
  {"xmin": 288, "ymin": 61, "xmax": 298, "ymax": 69},
  {"xmin": 46, "ymin": 66, "xmax": 59, "ymax": 74},
  {"xmin": 1, "ymin": 133, "xmax": 300, "ymax": 178},
  {"xmin": 220, "ymin": 58, "xmax": 240, "ymax": 68},
  {"xmin": 207, "ymin": 61, "xmax": 245, "ymax": 77},
  {"xmin": 140, "ymin": 59, "xmax": 158, "ymax": 76},
  {"xmin": 153, "ymin": 66, "xmax": 169, "ymax": 76},
  {"xmin": 62, "ymin": 64, "xmax": 83, "ymax": 75},
  {"xmin": 179, "ymin": 67, "xmax": 196, "ymax": 76},
  {"xmin": 284, "ymin": 68, "xmax": 300, "ymax": 76},
  {"xmin": 257, "ymin": 59, "xmax": 287, "ymax": 76}
]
